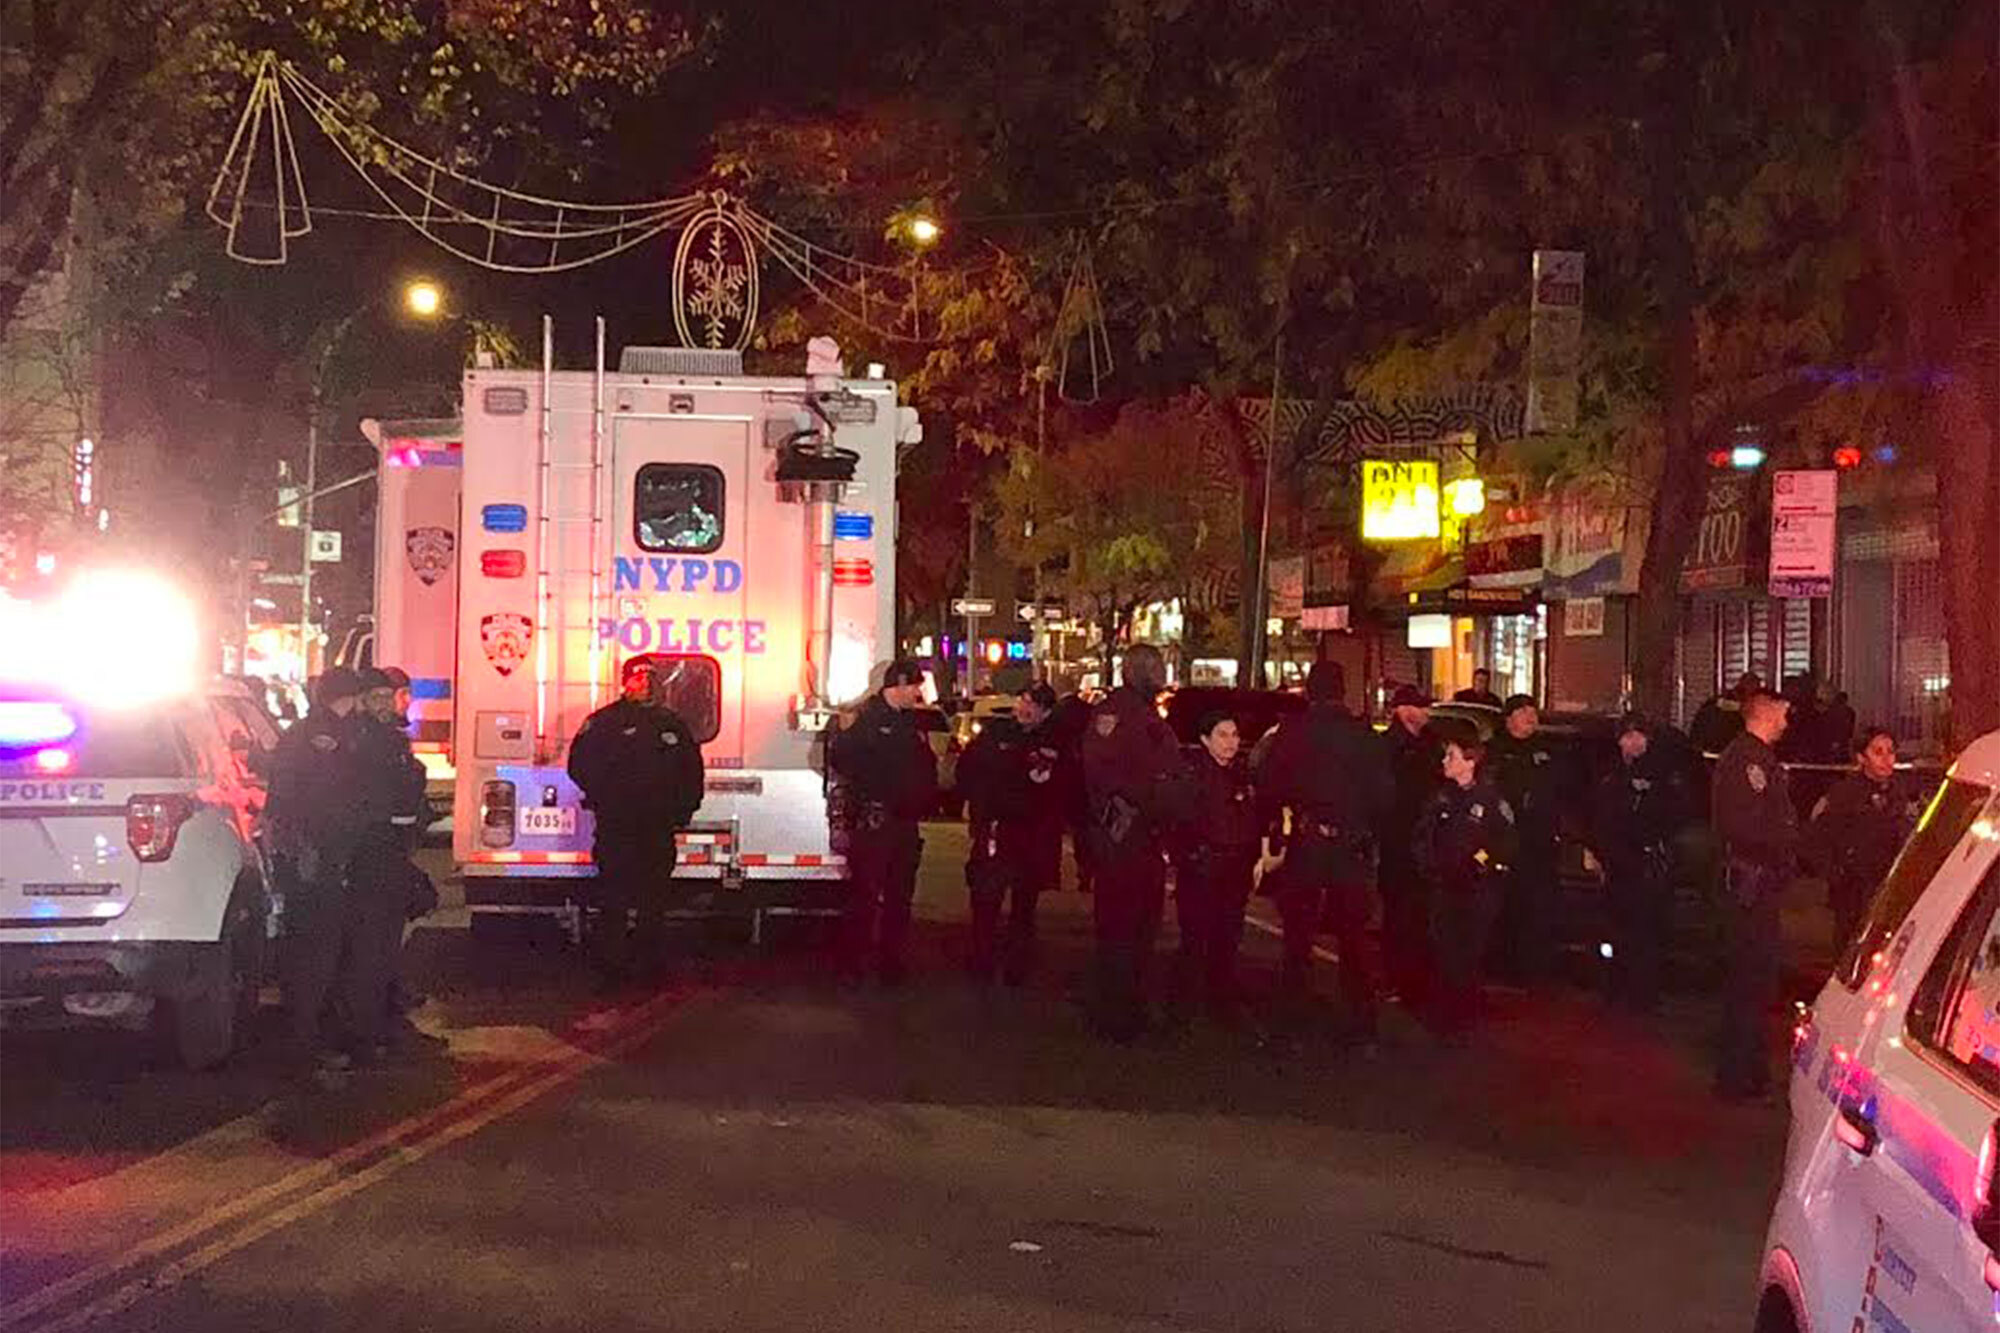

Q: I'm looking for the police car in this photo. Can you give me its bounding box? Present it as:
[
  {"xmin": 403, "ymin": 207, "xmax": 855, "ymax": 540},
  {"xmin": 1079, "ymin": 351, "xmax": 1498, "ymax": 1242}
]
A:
[
  {"xmin": 0, "ymin": 573, "xmax": 274, "ymax": 1069},
  {"xmin": 1759, "ymin": 728, "xmax": 2000, "ymax": 1332}
]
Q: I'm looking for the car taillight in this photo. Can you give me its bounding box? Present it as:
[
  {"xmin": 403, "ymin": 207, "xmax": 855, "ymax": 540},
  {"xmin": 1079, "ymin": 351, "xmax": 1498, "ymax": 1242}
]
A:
[
  {"xmin": 127, "ymin": 794, "xmax": 198, "ymax": 862},
  {"xmin": 480, "ymin": 780, "xmax": 517, "ymax": 848}
]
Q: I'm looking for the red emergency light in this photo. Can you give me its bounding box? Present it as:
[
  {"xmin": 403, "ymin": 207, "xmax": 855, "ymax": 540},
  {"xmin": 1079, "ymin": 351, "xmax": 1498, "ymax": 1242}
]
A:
[
  {"xmin": 831, "ymin": 558, "xmax": 874, "ymax": 587},
  {"xmin": 1831, "ymin": 445, "xmax": 1863, "ymax": 470},
  {"xmin": 481, "ymin": 549, "xmax": 527, "ymax": 578}
]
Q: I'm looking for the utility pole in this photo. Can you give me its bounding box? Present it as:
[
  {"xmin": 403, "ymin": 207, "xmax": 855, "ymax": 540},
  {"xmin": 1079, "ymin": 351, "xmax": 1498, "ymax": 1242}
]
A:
[{"xmin": 964, "ymin": 502, "xmax": 980, "ymax": 695}]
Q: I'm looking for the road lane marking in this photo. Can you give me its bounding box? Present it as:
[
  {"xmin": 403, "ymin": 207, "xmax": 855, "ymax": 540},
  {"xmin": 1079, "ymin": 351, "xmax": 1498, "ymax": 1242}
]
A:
[{"xmin": 0, "ymin": 988, "xmax": 697, "ymax": 1332}]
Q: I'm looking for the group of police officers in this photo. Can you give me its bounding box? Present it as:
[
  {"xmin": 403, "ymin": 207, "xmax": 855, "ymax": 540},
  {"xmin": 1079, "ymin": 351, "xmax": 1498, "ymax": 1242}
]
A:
[
  {"xmin": 271, "ymin": 644, "xmax": 1921, "ymax": 1101},
  {"xmin": 265, "ymin": 664, "xmax": 440, "ymax": 1084}
]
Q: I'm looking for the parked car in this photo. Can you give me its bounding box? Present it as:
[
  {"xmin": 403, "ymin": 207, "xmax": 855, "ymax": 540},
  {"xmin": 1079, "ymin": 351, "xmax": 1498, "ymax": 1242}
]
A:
[
  {"xmin": 0, "ymin": 677, "xmax": 277, "ymax": 1068},
  {"xmin": 1756, "ymin": 730, "xmax": 2000, "ymax": 1333}
]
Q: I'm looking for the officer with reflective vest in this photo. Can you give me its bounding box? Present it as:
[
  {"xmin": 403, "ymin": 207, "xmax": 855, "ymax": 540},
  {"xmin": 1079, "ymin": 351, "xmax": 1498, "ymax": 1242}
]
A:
[
  {"xmin": 1081, "ymin": 644, "xmax": 1189, "ymax": 1042},
  {"xmin": 827, "ymin": 658, "xmax": 938, "ymax": 984},
  {"xmin": 957, "ymin": 682, "xmax": 1067, "ymax": 986},
  {"xmin": 1711, "ymin": 691, "xmax": 1798, "ymax": 1101},
  {"xmin": 1254, "ymin": 661, "xmax": 1392, "ymax": 1036},
  {"xmin": 567, "ymin": 657, "xmax": 706, "ymax": 986}
]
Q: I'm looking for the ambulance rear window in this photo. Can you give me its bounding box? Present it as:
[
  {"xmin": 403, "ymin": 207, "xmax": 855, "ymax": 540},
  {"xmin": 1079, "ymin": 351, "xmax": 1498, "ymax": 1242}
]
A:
[{"xmin": 635, "ymin": 464, "xmax": 724, "ymax": 554}]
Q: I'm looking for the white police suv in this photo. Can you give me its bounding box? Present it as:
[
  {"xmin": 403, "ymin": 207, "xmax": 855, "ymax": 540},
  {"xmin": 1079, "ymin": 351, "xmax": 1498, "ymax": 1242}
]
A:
[
  {"xmin": 0, "ymin": 572, "xmax": 278, "ymax": 1069},
  {"xmin": 1759, "ymin": 729, "xmax": 2000, "ymax": 1332}
]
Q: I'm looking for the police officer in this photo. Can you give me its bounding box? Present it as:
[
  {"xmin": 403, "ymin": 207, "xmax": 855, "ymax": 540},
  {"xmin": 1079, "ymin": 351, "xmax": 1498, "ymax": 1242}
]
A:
[
  {"xmin": 827, "ymin": 659, "xmax": 937, "ymax": 984},
  {"xmin": 340, "ymin": 668, "xmax": 429, "ymax": 1060},
  {"xmin": 1809, "ymin": 726, "xmax": 1917, "ymax": 957},
  {"xmin": 567, "ymin": 658, "xmax": 706, "ymax": 986},
  {"xmin": 1711, "ymin": 690, "xmax": 1798, "ymax": 1101},
  {"xmin": 1167, "ymin": 711, "xmax": 1262, "ymax": 1025},
  {"xmin": 357, "ymin": 667, "xmax": 443, "ymax": 1055},
  {"xmin": 1255, "ymin": 661, "xmax": 1392, "ymax": 1036},
  {"xmin": 1591, "ymin": 714, "xmax": 1687, "ymax": 1014},
  {"xmin": 1048, "ymin": 692, "xmax": 1097, "ymax": 895},
  {"xmin": 1415, "ymin": 733, "xmax": 1517, "ymax": 1038},
  {"xmin": 1488, "ymin": 694, "xmax": 1561, "ymax": 985},
  {"xmin": 1081, "ymin": 644, "xmax": 1188, "ymax": 1041},
  {"xmin": 266, "ymin": 668, "xmax": 405, "ymax": 1077},
  {"xmin": 1379, "ymin": 684, "xmax": 1443, "ymax": 1008},
  {"xmin": 957, "ymin": 682, "xmax": 1066, "ymax": 986}
]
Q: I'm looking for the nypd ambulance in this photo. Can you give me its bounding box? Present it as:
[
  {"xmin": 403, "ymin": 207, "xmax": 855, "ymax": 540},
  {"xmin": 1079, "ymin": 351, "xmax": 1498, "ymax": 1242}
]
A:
[{"xmin": 441, "ymin": 325, "xmax": 917, "ymax": 934}]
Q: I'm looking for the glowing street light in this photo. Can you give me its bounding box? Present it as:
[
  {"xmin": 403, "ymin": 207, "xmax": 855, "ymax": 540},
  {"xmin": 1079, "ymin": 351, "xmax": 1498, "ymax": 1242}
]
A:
[
  {"xmin": 906, "ymin": 216, "xmax": 941, "ymax": 247},
  {"xmin": 404, "ymin": 280, "xmax": 443, "ymax": 318}
]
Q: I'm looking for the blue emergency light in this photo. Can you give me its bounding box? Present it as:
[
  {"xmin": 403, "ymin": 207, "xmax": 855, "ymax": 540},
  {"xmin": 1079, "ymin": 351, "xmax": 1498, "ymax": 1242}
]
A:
[
  {"xmin": 481, "ymin": 503, "xmax": 528, "ymax": 534},
  {"xmin": 833, "ymin": 511, "xmax": 875, "ymax": 541}
]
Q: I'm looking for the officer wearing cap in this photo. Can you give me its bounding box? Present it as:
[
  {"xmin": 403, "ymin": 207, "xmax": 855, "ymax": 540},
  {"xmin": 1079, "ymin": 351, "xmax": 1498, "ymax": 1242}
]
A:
[
  {"xmin": 357, "ymin": 666, "xmax": 441, "ymax": 1054},
  {"xmin": 268, "ymin": 667, "xmax": 405, "ymax": 1076},
  {"xmin": 957, "ymin": 681, "xmax": 1066, "ymax": 986},
  {"xmin": 1080, "ymin": 644, "xmax": 1189, "ymax": 1041},
  {"xmin": 1487, "ymin": 694, "xmax": 1561, "ymax": 985},
  {"xmin": 1711, "ymin": 690, "xmax": 1798, "ymax": 1100},
  {"xmin": 827, "ymin": 658, "xmax": 937, "ymax": 984},
  {"xmin": 1591, "ymin": 713, "xmax": 1688, "ymax": 1014},
  {"xmin": 1378, "ymin": 683, "xmax": 1443, "ymax": 1007},
  {"xmin": 338, "ymin": 668, "xmax": 429, "ymax": 1059},
  {"xmin": 1254, "ymin": 661, "xmax": 1392, "ymax": 1036},
  {"xmin": 567, "ymin": 657, "xmax": 706, "ymax": 986}
]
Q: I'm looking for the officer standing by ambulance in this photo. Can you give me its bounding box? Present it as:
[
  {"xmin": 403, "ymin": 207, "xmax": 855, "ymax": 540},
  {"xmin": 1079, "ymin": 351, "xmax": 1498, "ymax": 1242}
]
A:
[
  {"xmin": 1254, "ymin": 661, "xmax": 1392, "ymax": 1036},
  {"xmin": 957, "ymin": 682, "xmax": 1066, "ymax": 986},
  {"xmin": 827, "ymin": 659, "xmax": 937, "ymax": 984},
  {"xmin": 567, "ymin": 658, "xmax": 706, "ymax": 987},
  {"xmin": 1081, "ymin": 644, "xmax": 1187, "ymax": 1042},
  {"xmin": 1711, "ymin": 690, "xmax": 1798, "ymax": 1101}
]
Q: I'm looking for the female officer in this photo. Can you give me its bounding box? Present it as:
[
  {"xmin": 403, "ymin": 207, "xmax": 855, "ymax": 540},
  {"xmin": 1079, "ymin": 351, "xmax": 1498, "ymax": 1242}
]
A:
[
  {"xmin": 1416, "ymin": 732, "xmax": 1517, "ymax": 1039},
  {"xmin": 1810, "ymin": 726, "xmax": 1919, "ymax": 956},
  {"xmin": 1169, "ymin": 712, "xmax": 1263, "ymax": 1023}
]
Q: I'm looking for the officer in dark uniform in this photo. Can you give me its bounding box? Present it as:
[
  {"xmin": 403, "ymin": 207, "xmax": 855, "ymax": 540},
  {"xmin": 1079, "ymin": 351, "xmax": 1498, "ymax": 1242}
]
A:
[
  {"xmin": 1415, "ymin": 733, "xmax": 1517, "ymax": 1038},
  {"xmin": 567, "ymin": 657, "xmax": 706, "ymax": 986},
  {"xmin": 958, "ymin": 682, "xmax": 1066, "ymax": 985},
  {"xmin": 1487, "ymin": 695, "xmax": 1561, "ymax": 984},
  {"xmin": 1254, "ymin": 661, "xmax": 1392, "ymax": 1035},
  {"xmin": 339, "ymin": 668, "xmax": 429, "ymax": 1060},
  {"xmin": 1379, "ymin": 684, "xmax": 1443, "ymax": 1008},
  {"xmin": 1809, "ymin": 726, "xmax": 1918, "ymax": 956},
  {"xmin": 1048, "ymin": 692, "xmax": 1097, "ymax": 895},
  {"xmin": 827, "ymin": 658, "xmax": 937, "ymax": 984},
  {"xmin": 266, "ymin": 668, "xmax": 404, "ymax": 1077},
  {"xmin": 1590, "ymin": 714, "xmax": 1688, "ymax": 1014},
  {"xmin": 1081, "ymin": 644, "xmax": 1188, "ymax": 1041},
  {"xmin": 1167, "ymin": 711, "xmax": 1262, "ymax": 1024},
  {"xmin": 1711, "ymin": 690, "xmax": 1798, "ymax": 1100},
  {"xmin": 356, "ymin": 667, "xmax": 442, "ymax": 1055}
]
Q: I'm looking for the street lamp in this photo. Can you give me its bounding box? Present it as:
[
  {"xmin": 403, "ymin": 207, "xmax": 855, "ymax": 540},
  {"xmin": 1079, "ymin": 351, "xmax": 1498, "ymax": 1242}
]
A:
[
  {"xmin": 906, "ymin": 216, "xmax": 941, "ymax": 247},
  {"xmin": 297, "ymin": 280, "xmax": 449, "ymax": 678},
  {"xmin": 404, "ymin": 280, "xmax": 443, "ymax": 318}
]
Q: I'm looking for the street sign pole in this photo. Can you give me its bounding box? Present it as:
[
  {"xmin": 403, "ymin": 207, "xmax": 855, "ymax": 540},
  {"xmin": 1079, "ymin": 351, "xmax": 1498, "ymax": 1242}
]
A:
[{"xmin": 965, "ymin": 506, "xmax": 979, "ymax": 694}]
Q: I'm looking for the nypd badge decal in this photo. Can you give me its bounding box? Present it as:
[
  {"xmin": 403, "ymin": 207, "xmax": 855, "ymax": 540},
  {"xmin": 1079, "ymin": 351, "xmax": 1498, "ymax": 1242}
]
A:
[
  {"xmin": 405, "ymin": 526, "xmax": 455, "ymax": 586},
  {"xmin": 481, "ymin": 612, "xmax": 532, "ymax": 677}
]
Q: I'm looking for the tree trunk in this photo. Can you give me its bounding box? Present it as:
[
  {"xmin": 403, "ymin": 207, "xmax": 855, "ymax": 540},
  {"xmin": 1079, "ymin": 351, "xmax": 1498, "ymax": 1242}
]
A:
[{"xmin": 1930, "ymin": 367, "xmax": 2000, "ymax": 747}]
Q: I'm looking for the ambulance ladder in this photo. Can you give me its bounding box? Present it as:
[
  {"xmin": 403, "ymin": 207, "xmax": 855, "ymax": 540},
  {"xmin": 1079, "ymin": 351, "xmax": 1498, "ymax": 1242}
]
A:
[{"xmin": 532, "ymin": 315, "xmax": 609, "ymax": 763}]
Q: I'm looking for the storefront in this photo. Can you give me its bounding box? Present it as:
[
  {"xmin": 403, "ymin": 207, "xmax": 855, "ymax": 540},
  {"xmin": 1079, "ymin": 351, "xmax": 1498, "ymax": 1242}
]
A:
[
  {"xmin": 1541, "ymin": 470, "xmax": 1648, "ymax": 715},
  {"xmin": 1463, "ymin": 495, "xmax": 1546, "ymax": 700}
]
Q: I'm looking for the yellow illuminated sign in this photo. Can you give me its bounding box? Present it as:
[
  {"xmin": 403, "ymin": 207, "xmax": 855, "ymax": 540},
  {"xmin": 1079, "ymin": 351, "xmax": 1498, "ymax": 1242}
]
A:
[{"xmin": 1361, "ymin": 459, "xmax": 1441, "ymax": 541}]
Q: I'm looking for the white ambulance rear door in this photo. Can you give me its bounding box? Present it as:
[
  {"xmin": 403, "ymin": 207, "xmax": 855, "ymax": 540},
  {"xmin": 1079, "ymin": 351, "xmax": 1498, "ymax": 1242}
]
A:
[{"xmin": 608, "ymin": 413, "xmax": 754, "ymax": 765}]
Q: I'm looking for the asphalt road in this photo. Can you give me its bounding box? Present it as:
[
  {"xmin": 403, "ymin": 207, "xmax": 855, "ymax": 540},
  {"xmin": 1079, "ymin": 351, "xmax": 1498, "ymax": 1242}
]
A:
[{"xmin": 1, "ymin": 824, "xmax": 1787, "ymax": 1332}]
